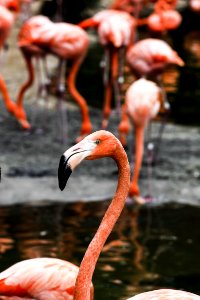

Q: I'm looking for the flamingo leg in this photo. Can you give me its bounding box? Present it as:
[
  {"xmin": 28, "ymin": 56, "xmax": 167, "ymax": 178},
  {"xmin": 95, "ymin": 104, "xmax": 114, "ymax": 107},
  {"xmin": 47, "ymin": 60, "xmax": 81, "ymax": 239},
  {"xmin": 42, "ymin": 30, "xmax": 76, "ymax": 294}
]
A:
[
  {"xmin": 33, "ymin": 57, "xmax": 51, "ymax": 132},
  {"xmin": 113, "ymin": 46, "xmax": 125, "ymax": 116},
  {"xmin": 118, "ymin": 103, "xmax": 130, "ymax": 147},
  {"xmin": 153, "ymin": 76, "xmax": 170, "ymax": 164},
  {"xmin": 102, "ymin": 47, "xmax": 116, "ymax": 129},
  {"xmin": 56, "ymin": 59, "xmax": 68, "ymax": 144},
  {"xmin": 101, "ymin": 47, "xmax": 110, "ymax": 87},
  {"xmin": 129, "ymin": 125, "xmax": 147, "ymax": 204},
  {"xmin": 67, "ymin": 56, "xmax": 92, "ymax": 141},
  {"xmin": 146, "ymin": 122, "xmax": 155, "ymax": 199},
  {"xmin": 102, "ymin": 81, "xmax": 112, "ymax": 129}
]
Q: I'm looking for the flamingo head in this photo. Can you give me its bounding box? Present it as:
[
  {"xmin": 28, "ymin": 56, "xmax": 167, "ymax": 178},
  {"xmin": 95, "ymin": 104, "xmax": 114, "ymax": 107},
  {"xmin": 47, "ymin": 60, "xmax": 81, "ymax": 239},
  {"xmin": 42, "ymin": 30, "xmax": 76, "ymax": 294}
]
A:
[{"xmin": 58, "ymin": 130, "xmax": 122, "ymax": 191}]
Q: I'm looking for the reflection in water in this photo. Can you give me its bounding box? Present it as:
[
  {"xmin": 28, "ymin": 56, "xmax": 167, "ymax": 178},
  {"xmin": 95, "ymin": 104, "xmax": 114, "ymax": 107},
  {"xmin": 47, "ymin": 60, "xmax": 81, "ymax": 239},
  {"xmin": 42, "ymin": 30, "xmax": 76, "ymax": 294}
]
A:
[{"xmin": 0, "ymin": 201, "xmax": 199, "ymax": 300}]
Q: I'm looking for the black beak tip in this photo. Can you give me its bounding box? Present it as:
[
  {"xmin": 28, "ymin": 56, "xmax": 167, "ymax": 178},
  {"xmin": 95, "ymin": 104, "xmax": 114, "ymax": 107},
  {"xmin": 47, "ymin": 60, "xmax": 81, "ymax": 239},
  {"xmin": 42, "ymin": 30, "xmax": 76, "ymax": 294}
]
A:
[{"xmin": 58, "ymin": 155, "xmax": 72, "ymax": 191}]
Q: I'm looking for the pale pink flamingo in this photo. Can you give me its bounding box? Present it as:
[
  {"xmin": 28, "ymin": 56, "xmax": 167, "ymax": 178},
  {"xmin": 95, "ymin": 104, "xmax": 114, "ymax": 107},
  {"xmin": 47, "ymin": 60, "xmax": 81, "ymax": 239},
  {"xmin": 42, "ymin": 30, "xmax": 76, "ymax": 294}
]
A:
[
  {"xmin": 189, "ymin": 0, "xmax": 200, "ymax": 12},
  {"xmin": 16, "ymin": 15, "xmax": 92, "ymax": 140},
  {"xmin": 128, "ymin": 289, "xmax": 200, "ymax": 299},
  {"xmin": 146, "ymin": 0, "xmax": 182, "ymax": 32},
  {"xmin": 125, "ymin": 38, "xmax": 184, "ymax": 146},
  {"xmin": 119, "ymin": 78, "xmax": 162, "ymax": 203},
  {"xmin": 79, "ymin": 9, "xmax": 136, "ymax": 128},
  {"xmin": 126, "ymin": 38, "xmax": 184, "ymax": 79},
  {"xmin": 0, "ymin": 130, "xmax": 199, "ymax": 299}
]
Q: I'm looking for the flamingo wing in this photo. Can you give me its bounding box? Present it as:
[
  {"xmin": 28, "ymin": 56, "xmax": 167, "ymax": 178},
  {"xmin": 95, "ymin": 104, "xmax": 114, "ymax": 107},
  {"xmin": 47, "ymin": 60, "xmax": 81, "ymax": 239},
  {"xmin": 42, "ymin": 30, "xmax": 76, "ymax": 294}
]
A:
[{"xmin": 0, "ymin": 258, "xmax": 79, "ymax": 300}]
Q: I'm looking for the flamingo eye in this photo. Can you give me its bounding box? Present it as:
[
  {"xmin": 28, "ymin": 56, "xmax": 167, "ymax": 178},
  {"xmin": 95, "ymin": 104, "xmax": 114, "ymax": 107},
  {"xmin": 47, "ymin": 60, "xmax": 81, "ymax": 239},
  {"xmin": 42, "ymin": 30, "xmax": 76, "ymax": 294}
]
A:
[{"xmin": 95, "ymin": 139, "xmax": 101, "ymax": 145}]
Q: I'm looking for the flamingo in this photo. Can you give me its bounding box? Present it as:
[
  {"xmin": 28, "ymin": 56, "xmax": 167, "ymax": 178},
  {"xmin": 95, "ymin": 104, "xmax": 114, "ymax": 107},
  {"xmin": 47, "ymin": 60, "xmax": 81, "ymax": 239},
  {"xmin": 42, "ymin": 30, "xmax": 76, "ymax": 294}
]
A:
[
  {"xmin": 79, "ymin": 9, "xmax": 136, "ymax": 128},
  {"xmin": 0, "ymin": 130, "xmax": 199, "ymax": 300},
  {"xmin": 122, "ymin": 38, "xmax": 184, "ymax": 149},
  {"xmin": 146, "ymin": 0, "xmax": 182, "ymax": 32},
  {"xmin": 189, "ymin": 0, "xmax": 200, "ymax": 12},
  {"xmin": 119, "ymin": 78, "xmax": 162, "ymax": 204},
  {"xmin": 126, "ymin": 38, "xmax": 184, "ymax": 79},
  {"xmin": 16, "ymin": 15, "xmax": 92, "ymax": 140}
]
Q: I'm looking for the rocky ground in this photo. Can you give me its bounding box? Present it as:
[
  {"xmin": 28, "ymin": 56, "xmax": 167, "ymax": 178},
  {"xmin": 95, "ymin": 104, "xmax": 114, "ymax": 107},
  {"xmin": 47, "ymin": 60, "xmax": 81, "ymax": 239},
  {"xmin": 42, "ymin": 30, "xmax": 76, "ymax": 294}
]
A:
[{"xmin": 1, "ymin": 97, "xmax": 200, "ymax": 207}]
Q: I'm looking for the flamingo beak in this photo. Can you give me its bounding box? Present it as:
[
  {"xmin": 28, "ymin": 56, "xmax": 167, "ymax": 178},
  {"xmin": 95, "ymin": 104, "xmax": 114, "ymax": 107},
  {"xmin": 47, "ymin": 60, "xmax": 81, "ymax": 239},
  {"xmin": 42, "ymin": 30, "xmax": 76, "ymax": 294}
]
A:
[{"xmin": 58, "ymin": 139, "xmax": 96, "ymax": 191}]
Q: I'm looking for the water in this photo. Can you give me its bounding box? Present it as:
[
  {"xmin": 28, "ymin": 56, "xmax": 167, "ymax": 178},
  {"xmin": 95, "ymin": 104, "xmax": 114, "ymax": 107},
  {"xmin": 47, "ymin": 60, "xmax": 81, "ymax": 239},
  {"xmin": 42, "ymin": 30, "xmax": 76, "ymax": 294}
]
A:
[{"xmin": 0, "ymin": 201, "xmax": 199, "ymax": 299}]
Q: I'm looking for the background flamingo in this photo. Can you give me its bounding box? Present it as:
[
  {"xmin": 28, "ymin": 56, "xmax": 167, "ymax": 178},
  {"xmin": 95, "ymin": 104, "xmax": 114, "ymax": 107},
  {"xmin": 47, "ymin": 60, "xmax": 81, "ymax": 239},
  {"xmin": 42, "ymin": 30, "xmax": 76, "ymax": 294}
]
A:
[
  {"xmin": 123, "ymin": 38, "xmax": 185, "ymax": 149},
  {"xmin": 189, "ymin": 0, "xmax": 200, "ymax": 12},
  {"xmin": 146, "ymin": 0, "xmax": 182, "ymax": 32},
  {"xmin": 128, "ymin": 289, "xmax": 200, "ymax": 299},
  {"xmin": 16, "ymin": 15, "xmax": 92, "ymax": 140},
  {"xmin": 126, "ymin": 38, "xmax": 184, "ymax": 79},
  {"xmin": 79, "ymin": 9, "xmax": 136, "ymax": 128},
  {"xmin": 119, "ymin": 78, "xmax": 162, "ymax": 204}
]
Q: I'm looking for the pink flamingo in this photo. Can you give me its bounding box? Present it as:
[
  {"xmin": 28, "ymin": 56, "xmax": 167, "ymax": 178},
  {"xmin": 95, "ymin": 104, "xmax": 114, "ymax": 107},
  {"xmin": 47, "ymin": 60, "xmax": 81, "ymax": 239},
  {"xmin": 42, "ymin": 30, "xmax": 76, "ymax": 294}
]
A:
[
  {"xmin": 0, "ymin": 130, "xmax": 199, "ymax": 300},
  {"xmin": 79, "ymin": 9, "xmax": 136, "ymax": 128},
  {"xmin": 146, "ymin": 0, "xmax": 182, "ymax": 32},
  {"xmin": 126, "ymin": 38, "xmax": 184, "ymax": 79},
  {"xmin": 119, "ymin": 78, "xmax": 162, "ymax": 203},
  {"xmin": 16, "ymin": 15, "xmax": 92, "ymax": 140},
  {"xmin": 189, "ymin": 0, "xmax": 200, "ymax": 12},
  {"xmin": 122, "ymin": 38, "xmax": 184, "ymax": 142}
]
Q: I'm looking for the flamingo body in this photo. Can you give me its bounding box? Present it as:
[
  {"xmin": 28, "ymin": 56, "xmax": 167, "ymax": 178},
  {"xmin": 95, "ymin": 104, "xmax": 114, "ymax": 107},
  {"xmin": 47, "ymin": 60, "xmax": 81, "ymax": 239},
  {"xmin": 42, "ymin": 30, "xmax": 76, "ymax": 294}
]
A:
[
  {"xmin": 128, "ymin": 288, "xmax": 200, "ymax": 299},
  {"xmin": 79, "ymin": 9, "xmax": 133, "ymax": 28},
  {"xmin": 0, "ymin": 257, "xmax": 93, "ymax": 300},
  {"xmin": 126, "ymin": 38, "xmax": 184, "ymax": 77},
  {"xmin": 147, "ymin": 10, "xmax": 182, "ymax": 32},
  {"xmin": 189, "ymin": 0, "xmax": 200, "ymax": 12},
  {"xmin": 126, "ymin": 78, "xmax": 161, "ymax": 126},
  {"xmin": 19, "ymin": 18, "xmax": 89, "ymax": 59},
  {"xmin": 98, "ymin": 12, "xmax": 135, "ymax": 47}
]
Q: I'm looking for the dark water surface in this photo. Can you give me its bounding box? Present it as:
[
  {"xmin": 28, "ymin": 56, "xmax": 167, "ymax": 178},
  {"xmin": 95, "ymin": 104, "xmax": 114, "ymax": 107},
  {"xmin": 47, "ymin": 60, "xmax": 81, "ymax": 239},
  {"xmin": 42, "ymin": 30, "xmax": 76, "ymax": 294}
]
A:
[{"xmin": 0, "ymin": 201, "xmax": 199, "ymax": 299}]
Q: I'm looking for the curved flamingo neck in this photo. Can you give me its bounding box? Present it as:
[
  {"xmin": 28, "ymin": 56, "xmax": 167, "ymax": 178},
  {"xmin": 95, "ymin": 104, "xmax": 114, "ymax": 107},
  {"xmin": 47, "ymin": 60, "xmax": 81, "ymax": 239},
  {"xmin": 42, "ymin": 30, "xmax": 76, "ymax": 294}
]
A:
[
  {"xmin": 0, "ymin": 74, "xmax": 13, "ymax": 109},
  {"xmin": 16, "ymin": 52, "xmax": 34, "ymax": 107},
  {"xmin": 67, "ymin": 57, "xmax": 92, "ymax": 136},
  {"xmin": 74, "ymin": 145, "xmax": 130, "ymax": 300},
  {"xmin": 130, "ymin": 125, "xmax": 144, "ymax": 196}
]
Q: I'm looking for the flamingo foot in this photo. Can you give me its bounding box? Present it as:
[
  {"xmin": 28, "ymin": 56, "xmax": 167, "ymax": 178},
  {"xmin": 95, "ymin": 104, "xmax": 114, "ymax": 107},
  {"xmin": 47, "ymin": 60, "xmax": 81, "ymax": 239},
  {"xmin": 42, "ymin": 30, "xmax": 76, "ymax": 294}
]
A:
[
  {"xmin": 18, "ymin": 119, "xmax": 31, "ymax": 130},
  {"xmin": 126, "ymin": 195, "xmax": 157, "ymax": 206}
]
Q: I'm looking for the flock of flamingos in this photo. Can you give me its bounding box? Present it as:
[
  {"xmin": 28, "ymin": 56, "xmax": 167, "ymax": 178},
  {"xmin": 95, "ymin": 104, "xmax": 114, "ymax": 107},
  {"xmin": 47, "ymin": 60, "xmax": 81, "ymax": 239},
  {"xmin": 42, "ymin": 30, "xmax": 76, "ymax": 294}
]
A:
[{"xmin": 0, "ymin": 0, "xmax": 200, "ymax": 299}]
